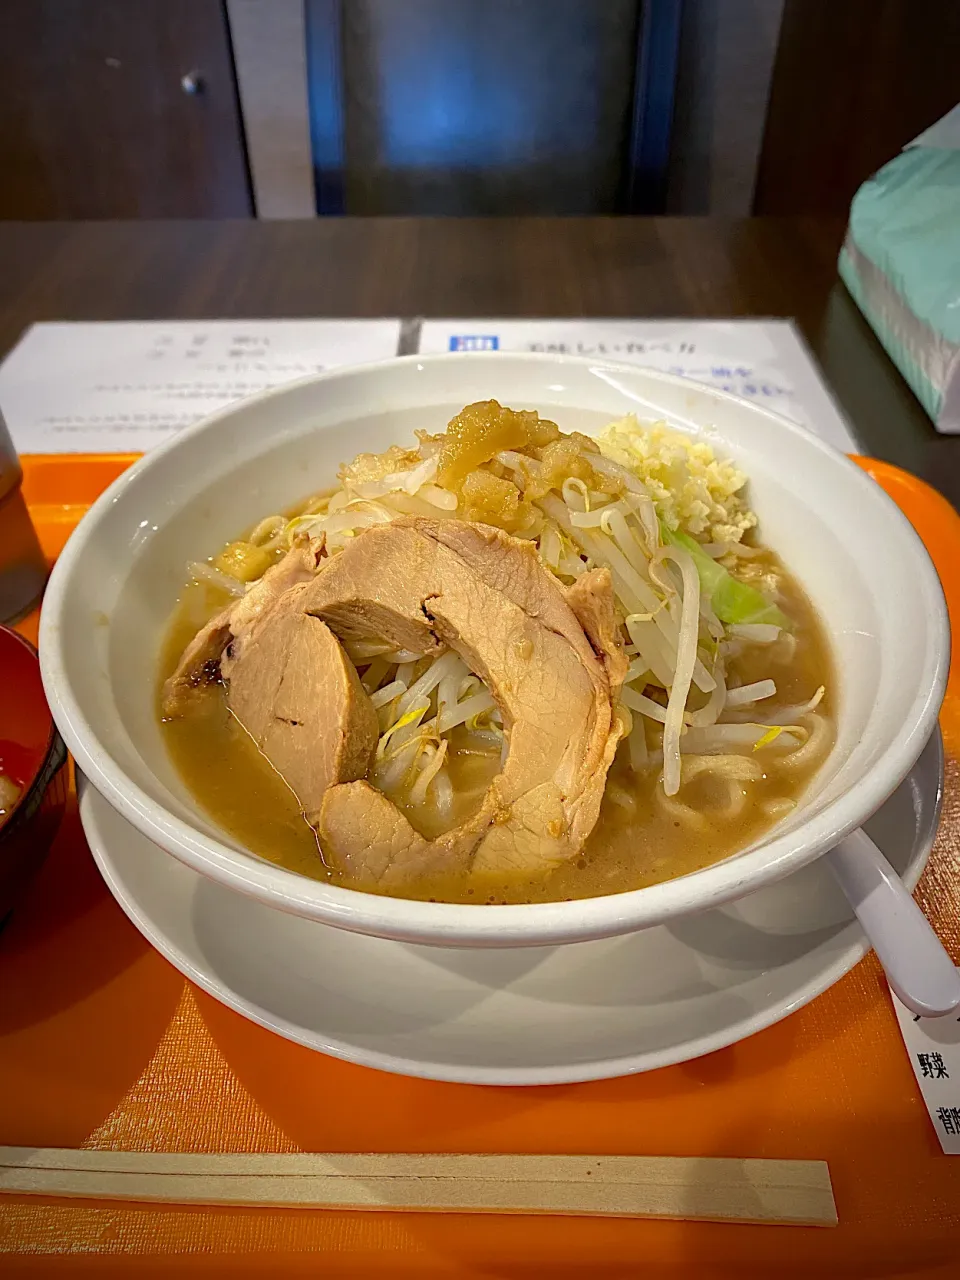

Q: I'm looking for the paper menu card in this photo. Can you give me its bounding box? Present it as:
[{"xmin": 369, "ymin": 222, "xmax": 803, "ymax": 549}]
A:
[
  {"xmin": 0, "ymin": 320, "xmax": 402, "ymax": 454},
  {"xmin": 418, "ymin": 319, "xmax": 859, "ymax": 452},
  {"xmin": 0, "ymin": 316, "xmax": 859, "ymax": 456}
]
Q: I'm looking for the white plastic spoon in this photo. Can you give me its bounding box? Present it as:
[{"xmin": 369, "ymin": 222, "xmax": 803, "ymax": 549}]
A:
[{"xmin": 827, "ymin": 828, "xmax": 960, "ymax": 1018}]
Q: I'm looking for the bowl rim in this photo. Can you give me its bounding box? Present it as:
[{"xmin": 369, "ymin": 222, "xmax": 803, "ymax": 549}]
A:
[
  {"xmin": 38, "ymin": 352, "xmax": 951, "ymax": 944},
  {"xmin": 0, "ymin": 625, "xmax": 67, "ymax": 838}
]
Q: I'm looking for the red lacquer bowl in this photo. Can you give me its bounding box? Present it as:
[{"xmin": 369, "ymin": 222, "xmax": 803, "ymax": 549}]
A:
[{"xmin": 0, "ymin": 626, "xmax": 67, "ymax": 922}]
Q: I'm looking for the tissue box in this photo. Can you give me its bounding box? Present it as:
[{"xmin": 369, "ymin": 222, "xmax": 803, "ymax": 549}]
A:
[{"xmin": 838, "ymin": 106, "xmax": 960, "ymax": 433}]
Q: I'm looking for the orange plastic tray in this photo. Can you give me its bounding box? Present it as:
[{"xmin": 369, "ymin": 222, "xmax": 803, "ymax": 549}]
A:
[{"xmin": 1, "ymin": 453, "xmax": 959, "ymax": 1278}]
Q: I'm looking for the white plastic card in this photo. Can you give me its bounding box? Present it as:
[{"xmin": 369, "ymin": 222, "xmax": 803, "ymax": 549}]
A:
[{"xmin": 890, "ymin": 979, "xmax": 960, "ymax": 1153}]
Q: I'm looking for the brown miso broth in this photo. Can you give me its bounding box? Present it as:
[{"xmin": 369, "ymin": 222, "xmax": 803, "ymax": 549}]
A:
[{"xmin": 158, "ymin": 548, "xmax": 835, "ymax": 906}]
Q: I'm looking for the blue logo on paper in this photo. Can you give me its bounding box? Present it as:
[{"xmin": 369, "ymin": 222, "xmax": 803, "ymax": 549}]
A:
[{"xmin": 449, "ymin": 335, "xmax": 499, "ymax": 351}]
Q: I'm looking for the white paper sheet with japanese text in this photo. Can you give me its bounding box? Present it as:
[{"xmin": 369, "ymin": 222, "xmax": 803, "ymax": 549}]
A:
[
  {"xmin": 890, "ymin": 979, "xmax": 960, "ymax": 1154},
  {"xmin": 0, "ymin": 320, "xmax": 402, "ymax": 454},
  {"xmin": 417, "ymin": 319, "xmax": 858, "ymax": 451}
]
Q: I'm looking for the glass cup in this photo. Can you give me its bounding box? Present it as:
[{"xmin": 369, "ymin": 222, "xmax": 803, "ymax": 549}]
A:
[{"xmin": 0, "ymin": 408, "xmax": 47, "ymax": 623}]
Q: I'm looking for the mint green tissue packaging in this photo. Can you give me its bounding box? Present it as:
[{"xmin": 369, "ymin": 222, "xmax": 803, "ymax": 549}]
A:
[{"xmin": 839, "ymin": 106, "xmax": 960, "ymax": 433}]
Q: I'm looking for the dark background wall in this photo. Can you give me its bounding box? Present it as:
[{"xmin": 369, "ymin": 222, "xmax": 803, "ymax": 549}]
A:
[
  {"xmin": 754, "ymin": 0, "xmax": 960, "ymax": 215},
  {"xmin": 0, "ymin": 0, "xmax": 956, "ymax": 220},
  {"xmin": 328, "ymin": 0, "xmax": 641, "ymax": 215},
  {"xmin": 0, "ymin": 0, "xmax": 251, "ymax": 219}
]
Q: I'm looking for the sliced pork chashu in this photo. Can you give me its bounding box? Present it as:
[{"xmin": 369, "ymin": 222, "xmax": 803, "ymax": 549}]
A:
[
  {"xmin": 161, "ymin": 534, "xmax": 325, "ymax": 718},
  {"xmin": 226, "ymin": 581, "xmax": 378, "ymax": 813},
  {"xmin": 163, "ymin": 531, "xmax": 376, "ymax": 813},
  {"xmin": 566, "ymin": 568, "xmax": 629, "ymax": 691},
  {"xmin": 304, "ymin": 517, "xmax": 625, "ymax": 884},
  {"xmin": 314, "ymin": 779, "xmax": 495, "ymax": 890}
]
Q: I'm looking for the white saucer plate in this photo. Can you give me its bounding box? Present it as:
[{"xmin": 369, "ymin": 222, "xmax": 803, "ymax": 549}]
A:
[{"xmin": 78, "ymin": 732, "xmax": 942, "ymax": 1087}]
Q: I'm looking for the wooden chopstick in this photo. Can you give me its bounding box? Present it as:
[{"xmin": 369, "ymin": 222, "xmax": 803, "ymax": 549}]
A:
[{"xmin": 0, "ymin": 1148, "xmax": 836, "ymax": 1226}]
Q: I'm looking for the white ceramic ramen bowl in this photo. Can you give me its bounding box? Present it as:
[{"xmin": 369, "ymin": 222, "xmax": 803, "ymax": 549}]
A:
[{"xmin": 39, "ymin": 354, "xmax": 948, "ymax": 948}]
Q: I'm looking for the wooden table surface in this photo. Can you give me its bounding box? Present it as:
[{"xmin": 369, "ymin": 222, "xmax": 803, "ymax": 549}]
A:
[{"xmin": 0, "ymin": 216, "xmax": 956, "ymax": 504}]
